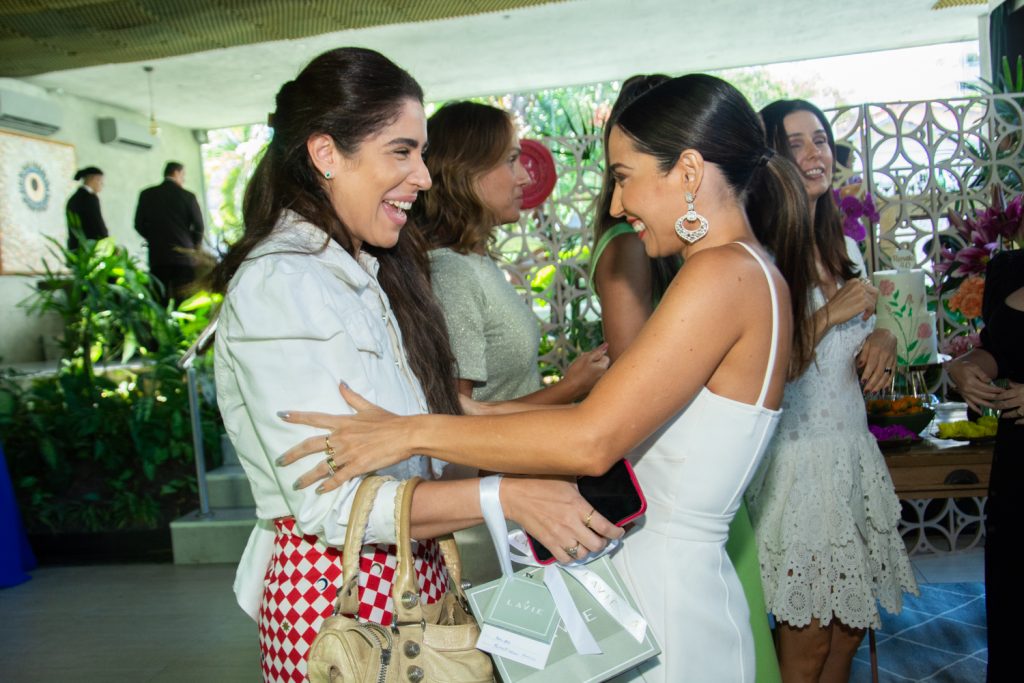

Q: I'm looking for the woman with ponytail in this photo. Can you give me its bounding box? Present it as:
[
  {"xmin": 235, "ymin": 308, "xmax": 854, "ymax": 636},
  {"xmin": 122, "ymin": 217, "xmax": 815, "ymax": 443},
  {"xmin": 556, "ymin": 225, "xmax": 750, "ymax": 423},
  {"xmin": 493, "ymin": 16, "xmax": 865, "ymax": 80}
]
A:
[
  {"xmin": 210, "ymin": 48, "xmax": 621, "ymax": 683},
  {"xmin": 589, "ymin": 73, "xmax": 781, "ymax": 683},
  {"xmin": 745, "ymin": 100, "xmax": 917, "ymax": 683},
  {"xmin": 279, "ymin": 74, "xmax": 815, "ymax": 682}
]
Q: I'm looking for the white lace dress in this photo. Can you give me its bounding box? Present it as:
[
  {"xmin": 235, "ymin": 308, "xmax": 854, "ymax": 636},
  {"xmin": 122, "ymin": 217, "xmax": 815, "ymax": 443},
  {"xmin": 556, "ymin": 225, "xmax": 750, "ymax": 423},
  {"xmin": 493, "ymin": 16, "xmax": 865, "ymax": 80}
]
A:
[{"xmin": 745, "ymin": 238, "xmax": 918, "ymax": 630}]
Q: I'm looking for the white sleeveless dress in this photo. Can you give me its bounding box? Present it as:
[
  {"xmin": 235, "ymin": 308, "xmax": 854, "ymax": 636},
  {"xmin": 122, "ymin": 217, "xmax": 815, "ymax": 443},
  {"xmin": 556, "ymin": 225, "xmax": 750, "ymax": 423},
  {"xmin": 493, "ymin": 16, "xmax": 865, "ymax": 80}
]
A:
[{"xmin": 612, "ymin": 243, "xmax": 782, "ymax": 683}]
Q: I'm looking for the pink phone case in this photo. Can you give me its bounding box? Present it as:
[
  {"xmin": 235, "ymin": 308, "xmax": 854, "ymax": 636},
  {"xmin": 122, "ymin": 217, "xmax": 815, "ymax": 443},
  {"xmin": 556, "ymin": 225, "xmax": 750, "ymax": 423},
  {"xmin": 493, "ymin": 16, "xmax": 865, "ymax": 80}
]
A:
[{"xmin": 525, "ymin": 459, "xmax": 647, "ymax": 565}]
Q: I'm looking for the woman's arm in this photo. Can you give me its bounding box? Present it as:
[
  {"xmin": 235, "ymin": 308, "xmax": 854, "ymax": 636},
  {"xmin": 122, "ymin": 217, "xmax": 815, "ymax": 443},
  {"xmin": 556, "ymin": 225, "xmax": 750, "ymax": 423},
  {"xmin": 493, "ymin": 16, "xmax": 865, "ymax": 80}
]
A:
[
  {"xmin": 593, "ymin": 231, "xmax": 654, "ymax": 362},
  {"xmin": 282, "ymin": 246, "xmax": 788, "ymax": 487},
  {"xmin": 494, "ymin": 344, "xmax": 609, "ymax": 405}
]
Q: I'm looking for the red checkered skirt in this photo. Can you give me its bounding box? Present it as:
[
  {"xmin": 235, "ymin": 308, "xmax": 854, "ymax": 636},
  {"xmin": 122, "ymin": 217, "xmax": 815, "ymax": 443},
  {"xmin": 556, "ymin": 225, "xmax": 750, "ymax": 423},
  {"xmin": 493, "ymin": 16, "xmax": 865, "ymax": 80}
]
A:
[{"xmin": 258, "ymin": 516, "xmax": 448, "ymax": 683}]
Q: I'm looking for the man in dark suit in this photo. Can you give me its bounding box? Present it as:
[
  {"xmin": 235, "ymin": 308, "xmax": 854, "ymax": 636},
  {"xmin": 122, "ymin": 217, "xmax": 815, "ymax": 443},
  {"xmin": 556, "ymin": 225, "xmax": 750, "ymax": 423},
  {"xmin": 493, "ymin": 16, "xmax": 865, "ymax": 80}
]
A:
[
  {"xmin": 66, "ymin": 166, "xmax": 107, "ymax": 251},
  {"xmin": 134, "ymin": 161, "xmax": 205, "ymax": 303}
]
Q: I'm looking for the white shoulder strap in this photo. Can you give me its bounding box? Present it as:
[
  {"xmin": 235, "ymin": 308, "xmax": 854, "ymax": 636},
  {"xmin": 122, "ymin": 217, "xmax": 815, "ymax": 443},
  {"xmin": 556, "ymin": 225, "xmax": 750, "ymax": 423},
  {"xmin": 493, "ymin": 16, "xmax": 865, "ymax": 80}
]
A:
[{"xmin": 733, "ymin": 242, "xmax": 780, "ymax": 408}]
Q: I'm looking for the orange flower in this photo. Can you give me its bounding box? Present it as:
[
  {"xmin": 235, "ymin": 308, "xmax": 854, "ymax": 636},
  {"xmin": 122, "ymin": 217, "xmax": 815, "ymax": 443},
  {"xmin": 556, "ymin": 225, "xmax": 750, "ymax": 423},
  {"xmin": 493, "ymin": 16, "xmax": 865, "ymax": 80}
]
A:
[{"xmin": 949, "ymin": 275, "xmax": 985, "ymax": 319}]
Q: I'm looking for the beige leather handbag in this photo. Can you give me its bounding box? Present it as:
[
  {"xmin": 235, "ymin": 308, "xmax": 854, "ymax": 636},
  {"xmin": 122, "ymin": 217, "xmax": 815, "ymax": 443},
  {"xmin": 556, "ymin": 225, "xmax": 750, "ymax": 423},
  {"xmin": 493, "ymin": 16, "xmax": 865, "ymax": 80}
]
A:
[{"xmin": 307, "ymin": 475, "xmax": 494, "ymax": 683}]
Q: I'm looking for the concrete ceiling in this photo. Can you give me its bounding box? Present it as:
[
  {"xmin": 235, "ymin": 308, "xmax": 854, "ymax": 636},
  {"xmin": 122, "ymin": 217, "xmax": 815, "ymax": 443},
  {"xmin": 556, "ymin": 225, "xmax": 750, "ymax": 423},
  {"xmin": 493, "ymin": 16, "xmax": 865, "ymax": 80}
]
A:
[{"xmin": 21, "ymin": 0, "xmax": 989, "ymax": 130}]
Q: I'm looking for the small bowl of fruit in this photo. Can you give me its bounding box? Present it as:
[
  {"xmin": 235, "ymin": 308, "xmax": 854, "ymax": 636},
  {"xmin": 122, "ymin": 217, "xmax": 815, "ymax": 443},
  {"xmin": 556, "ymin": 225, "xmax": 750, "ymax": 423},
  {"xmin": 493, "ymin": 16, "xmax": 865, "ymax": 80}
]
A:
[{"xmin": 866, "ymin": 396, "xmax": 936, "ymax": 436}]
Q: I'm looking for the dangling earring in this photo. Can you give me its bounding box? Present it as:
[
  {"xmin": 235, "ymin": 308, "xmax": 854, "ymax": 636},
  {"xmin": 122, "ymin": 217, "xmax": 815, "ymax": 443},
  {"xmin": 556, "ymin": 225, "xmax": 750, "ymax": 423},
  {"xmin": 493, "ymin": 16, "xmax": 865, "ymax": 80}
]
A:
[
  {"xmin": 324, "ymin": 170, "xmax": 333, "ymax": 180},
  {"xmin": 674, "ymin": 192, "xmax": 709, "ymax": 243}
]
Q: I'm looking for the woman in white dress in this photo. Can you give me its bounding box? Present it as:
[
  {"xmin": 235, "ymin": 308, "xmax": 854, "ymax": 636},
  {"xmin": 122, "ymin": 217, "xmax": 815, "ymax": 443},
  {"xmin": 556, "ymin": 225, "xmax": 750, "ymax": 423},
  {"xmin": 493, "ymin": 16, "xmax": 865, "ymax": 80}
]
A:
[
  {"xmin": 745, "ymin": 99, "xmax": 918, "ymax": 683},
  {"xmin": 279, "ymin": 75, "xmax": 820, "ymax": 682}
]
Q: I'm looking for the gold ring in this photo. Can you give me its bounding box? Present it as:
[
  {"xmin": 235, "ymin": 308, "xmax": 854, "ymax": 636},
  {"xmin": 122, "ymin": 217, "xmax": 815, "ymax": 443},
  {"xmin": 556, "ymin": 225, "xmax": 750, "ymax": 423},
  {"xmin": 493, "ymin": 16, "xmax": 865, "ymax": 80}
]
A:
[
  {"xmin": 564, "ymin": 542, "xmax": 580, "ymax": 560},
  {"xmin": 325, "ymin": 434, "xmax": 335, "ymax": 457},
  {"xmin": 325, "ymin": 454, "xmax": 338, "ymax": 475},
  {"xmin": 583, "ymin": 508, "xmax": 595, "ymax": 529}
]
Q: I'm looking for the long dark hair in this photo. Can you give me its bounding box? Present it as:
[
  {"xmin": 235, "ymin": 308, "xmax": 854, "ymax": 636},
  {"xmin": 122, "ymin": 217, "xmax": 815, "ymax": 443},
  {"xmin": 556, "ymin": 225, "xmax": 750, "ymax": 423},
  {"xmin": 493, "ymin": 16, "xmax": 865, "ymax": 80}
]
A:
[
  {"xmin": 760, "ymin": 99, "xmax": 857, "ymax": 284},
  {"xmin": 412, "ymin": 101, "xmax": 515, "ymax": 254},
  {"xmin": 209, "ymin": 47, "xmax": 461, "ymax": 416},
  {"xmin": 615, "ymin": 74, "xmax": 817, "ymax": 375},
  {"xmin": 592, "ymin": 74, "xmax": 679, "ymax": 297}
]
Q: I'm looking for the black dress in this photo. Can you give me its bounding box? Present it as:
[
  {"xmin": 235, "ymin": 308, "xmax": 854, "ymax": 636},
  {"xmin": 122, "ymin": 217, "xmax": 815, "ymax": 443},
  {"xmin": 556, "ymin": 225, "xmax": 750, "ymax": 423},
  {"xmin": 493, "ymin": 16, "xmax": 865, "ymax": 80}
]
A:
[
  {"xmin": 979, "ymin": 249, "xmax": 1024, "ymax": 683},
  {"xmin": 65, "ymin": 186, "xmax": 108, "ymax": 251}
]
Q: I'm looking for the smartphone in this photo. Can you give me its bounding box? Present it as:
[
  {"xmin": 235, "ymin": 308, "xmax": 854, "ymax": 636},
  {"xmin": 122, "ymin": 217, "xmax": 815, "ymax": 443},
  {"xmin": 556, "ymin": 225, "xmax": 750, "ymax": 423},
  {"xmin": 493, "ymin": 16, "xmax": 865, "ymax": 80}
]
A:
[{"xmin": 524, "ymin": 459, "xmax": 646, "ymax": 565}]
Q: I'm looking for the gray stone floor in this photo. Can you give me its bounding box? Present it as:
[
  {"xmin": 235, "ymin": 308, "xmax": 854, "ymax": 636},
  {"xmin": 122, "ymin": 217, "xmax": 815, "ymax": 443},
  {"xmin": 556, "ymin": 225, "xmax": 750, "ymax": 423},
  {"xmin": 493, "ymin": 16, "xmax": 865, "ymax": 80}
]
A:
[
  {"xmin": 0, "ymin": 549, "xmax": 986, "ymax": 682},
  {"xmin": 0, "ymin": 563, "xmax": 258, "ymax": 682}
]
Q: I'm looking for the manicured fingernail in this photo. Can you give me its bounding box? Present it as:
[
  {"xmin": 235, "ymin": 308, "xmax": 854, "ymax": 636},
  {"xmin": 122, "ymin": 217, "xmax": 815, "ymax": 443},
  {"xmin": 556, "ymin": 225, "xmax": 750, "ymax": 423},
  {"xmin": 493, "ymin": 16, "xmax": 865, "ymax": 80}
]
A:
[
  {"xmin": 275, "ymin": 456, "xmax": 286, "ymax": 466},
  {"xmin": 276, "ymin": 411, "xmax": 290, "ymax": 419},
  {"xmin": 292, "ymin": 480, "xmax": 301, "ymax": 490},
  {"xmin": 315, "ymin": 485, "xmax": 326, "ymax": 495}
]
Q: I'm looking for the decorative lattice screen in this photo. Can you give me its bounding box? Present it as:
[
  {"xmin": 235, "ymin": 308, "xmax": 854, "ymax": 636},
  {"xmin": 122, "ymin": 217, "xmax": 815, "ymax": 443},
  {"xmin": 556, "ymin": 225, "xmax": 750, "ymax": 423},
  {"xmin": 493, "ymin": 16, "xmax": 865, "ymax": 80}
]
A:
[{"xmin": 496, "ymin": 94, "xmax": 1023, "ymax": 394}]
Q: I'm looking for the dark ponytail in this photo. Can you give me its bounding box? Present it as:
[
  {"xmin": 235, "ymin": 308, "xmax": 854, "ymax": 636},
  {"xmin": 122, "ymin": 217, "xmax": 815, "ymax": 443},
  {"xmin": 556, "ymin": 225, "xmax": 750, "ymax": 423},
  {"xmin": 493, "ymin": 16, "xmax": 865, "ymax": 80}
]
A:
[
  {"xmin": 615, "ymin": 75, "xmax": 817, "ymax": 376},
  {"xmin": 746, "ymin": 155, "xmax": 817, "ymax": 376},
  {"xmin": 209, "ymin": 48, "xmax": 461, "ymax": 416}
]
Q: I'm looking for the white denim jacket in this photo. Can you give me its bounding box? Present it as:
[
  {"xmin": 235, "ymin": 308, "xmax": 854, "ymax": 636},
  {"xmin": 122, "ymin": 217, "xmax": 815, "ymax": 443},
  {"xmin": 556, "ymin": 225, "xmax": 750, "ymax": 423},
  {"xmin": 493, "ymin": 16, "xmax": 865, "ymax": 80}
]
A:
[{"xmin": 214, "ymin": 210, "xmax": 445, "ymax": 620}]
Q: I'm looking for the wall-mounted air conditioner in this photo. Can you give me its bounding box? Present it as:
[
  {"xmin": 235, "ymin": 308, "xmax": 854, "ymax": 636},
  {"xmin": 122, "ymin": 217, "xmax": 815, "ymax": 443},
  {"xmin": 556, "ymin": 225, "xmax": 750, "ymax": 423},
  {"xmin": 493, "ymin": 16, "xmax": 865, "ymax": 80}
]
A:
[
  {"xmin": 97, "ymin": 117, "xmax": 155, "ymax": 150},
  {"xmin": 0, "ymin": 89, "xmax": 62, "ymax": 136}
]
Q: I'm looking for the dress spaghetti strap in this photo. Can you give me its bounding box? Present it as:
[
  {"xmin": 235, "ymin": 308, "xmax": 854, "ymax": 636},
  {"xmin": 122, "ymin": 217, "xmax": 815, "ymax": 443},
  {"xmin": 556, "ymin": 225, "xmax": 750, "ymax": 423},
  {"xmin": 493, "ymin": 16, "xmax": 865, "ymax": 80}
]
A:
[{"xmin": 732, "ymin": 242, "xmax": 780, "ymax": 409}]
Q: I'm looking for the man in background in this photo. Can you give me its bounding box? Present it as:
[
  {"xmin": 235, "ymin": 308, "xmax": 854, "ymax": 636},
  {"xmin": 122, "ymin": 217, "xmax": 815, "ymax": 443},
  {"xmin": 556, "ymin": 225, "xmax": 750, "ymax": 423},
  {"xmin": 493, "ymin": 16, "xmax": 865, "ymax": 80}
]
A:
[{"xmin": 134, "ymin": 161, "xmax": 205, "ymax": 303}]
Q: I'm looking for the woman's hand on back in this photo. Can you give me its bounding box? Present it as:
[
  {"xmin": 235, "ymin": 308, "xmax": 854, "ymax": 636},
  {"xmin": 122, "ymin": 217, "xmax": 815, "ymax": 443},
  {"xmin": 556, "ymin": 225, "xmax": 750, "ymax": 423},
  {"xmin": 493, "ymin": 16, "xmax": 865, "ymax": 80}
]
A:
[{"xmin": 277, "ymin": 383, "xmax": 413, "ymax": 492}]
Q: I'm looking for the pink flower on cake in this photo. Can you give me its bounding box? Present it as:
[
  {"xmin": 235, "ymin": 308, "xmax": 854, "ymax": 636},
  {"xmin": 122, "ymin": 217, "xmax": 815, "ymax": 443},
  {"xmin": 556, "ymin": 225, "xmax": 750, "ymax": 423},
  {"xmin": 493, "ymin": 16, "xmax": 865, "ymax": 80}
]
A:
[
  {"xmin": 879, "ymin": 279, "xmax": 895, "ymax": 296},
  {"xmin": 917, "ymin": 322, "xmax": 933, "ymax": 339}
]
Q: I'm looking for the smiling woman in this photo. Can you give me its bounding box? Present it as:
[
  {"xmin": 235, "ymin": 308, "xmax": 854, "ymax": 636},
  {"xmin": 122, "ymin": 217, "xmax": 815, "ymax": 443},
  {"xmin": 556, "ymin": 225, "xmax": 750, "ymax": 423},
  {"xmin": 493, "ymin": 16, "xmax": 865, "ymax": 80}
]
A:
[{"xmin": 207, "ymin": 48, "xmax": 620, "ymax": 683}]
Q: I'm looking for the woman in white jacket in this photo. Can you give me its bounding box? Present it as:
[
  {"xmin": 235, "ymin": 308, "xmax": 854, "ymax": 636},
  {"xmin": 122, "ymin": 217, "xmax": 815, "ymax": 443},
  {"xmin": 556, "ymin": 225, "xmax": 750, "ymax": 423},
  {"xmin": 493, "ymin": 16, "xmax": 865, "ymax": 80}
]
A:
[{"xmin": 210, "ymin": 48, "xmax": 620, "ymax": 683}]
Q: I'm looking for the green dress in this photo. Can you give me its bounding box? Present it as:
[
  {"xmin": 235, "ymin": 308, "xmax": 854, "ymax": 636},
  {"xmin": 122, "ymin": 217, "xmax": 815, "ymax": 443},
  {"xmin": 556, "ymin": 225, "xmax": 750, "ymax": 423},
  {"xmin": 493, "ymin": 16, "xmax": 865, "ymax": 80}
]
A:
[{"xmin": 593, "ymin": 223, "xmax": 781, "ymax": 683}]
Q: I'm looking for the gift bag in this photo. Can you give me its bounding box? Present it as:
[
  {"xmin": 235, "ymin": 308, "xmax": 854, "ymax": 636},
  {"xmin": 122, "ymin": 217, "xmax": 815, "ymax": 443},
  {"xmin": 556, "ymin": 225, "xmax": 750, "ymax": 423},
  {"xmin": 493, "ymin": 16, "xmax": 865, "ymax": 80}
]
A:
[{"xmin": 466, "ymin": 477, "xmax": 660, "ymax": 682}]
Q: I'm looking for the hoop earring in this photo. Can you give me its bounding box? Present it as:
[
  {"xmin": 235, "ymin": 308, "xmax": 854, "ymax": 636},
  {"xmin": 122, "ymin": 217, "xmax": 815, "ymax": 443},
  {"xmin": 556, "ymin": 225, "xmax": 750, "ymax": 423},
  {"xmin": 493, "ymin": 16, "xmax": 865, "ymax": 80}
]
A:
[
  {"xmin": 324, "ymin": 170, "xmax": 333, "ymax": 180},
  {"xmin": 674, "ymin": 192, "xmax": 709, "ymax": 243}
]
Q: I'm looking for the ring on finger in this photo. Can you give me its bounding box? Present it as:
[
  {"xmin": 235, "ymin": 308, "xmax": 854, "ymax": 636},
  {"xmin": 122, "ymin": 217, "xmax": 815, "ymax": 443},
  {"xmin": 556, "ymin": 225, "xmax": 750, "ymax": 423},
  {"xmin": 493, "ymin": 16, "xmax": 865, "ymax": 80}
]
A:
[
  {"xmin": 883, "ymin": 367, "xmax": 893, "ymax": 374},
  {"xmin": 564, "ymin": 542, "xmax": 581, "ymax": 560},
  {"xmin": 325, "ymin": 434, "xmax": 335, "ymax": 457},
  {"xmin": 325, "ymin": 454, "xmax": 338, "ymax": 475},
  {"xmin": 583, "ymin": 508, "xmax": 595, "ymax": 529}
]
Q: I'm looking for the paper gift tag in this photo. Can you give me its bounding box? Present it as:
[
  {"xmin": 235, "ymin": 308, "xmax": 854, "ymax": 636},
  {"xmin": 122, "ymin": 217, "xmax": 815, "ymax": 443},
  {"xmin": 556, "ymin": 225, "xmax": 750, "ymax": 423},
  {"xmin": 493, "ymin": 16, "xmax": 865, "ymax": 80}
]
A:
[
  {"xmin": 482, "ymin": 574, "xmax": 559, "ymax": 642},
  {"xmin": 471, "ymin": 573, "xmax": 559, "ymax": 670}
]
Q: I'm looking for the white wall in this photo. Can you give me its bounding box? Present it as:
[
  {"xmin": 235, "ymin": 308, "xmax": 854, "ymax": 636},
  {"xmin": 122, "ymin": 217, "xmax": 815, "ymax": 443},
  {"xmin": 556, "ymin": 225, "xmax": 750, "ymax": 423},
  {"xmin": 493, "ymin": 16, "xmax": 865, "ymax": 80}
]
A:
[{"xmin": 0, "ymin": 77, "xmax": 205, "ymax": 364}]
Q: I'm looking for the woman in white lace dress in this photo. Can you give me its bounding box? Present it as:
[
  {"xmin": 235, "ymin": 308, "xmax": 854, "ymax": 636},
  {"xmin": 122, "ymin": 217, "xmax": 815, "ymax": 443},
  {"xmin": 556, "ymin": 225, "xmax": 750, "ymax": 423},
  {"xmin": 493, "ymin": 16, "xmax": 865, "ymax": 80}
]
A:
[{"xmin": 745, "ymin": 100, "xmax": 918, "ymax": 683}]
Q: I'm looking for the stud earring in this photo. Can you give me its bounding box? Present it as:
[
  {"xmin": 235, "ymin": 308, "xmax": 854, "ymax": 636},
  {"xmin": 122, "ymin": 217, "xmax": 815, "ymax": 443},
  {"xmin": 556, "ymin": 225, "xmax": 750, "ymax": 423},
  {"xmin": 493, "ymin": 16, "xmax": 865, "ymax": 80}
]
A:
[
  {"xmin": 674, "ymin": 192, "xmax": 709, "ymax": 243},
  {"xmin": 324, "ymin": 170, "xmax": 333, "ymax": 180}
]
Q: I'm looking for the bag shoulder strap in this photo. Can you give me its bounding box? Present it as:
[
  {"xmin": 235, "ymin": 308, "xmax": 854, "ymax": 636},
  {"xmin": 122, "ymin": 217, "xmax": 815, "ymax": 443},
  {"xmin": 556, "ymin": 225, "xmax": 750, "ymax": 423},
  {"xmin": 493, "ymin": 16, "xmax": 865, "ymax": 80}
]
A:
[
  {"xmin": 392, "ymin": 476, "xmax": 424, "ymax": 624},
  {"xmin": 336, "ymin": 475, "xmax": 392, "ymax": 615}
]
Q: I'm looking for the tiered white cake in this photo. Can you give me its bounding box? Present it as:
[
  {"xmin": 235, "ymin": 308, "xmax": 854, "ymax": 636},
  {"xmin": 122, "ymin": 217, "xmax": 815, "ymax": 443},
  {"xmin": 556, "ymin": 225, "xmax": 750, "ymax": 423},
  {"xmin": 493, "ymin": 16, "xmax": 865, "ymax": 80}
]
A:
[{"xmin": 872, "ymin": 269, "xmax": 939, "ymax": 366}]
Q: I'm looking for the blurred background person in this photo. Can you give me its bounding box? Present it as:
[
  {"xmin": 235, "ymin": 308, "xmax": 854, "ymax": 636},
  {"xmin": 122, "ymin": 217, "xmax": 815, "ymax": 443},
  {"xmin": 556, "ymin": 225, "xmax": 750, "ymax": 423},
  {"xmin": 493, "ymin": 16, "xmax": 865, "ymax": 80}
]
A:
[
  {"xmin": 66, "ymin": 166, "xmax": 107, "ymax": 250},
  {"xmin": 134, "ymin": 161, "xmax": 205, "ymax": 303}
]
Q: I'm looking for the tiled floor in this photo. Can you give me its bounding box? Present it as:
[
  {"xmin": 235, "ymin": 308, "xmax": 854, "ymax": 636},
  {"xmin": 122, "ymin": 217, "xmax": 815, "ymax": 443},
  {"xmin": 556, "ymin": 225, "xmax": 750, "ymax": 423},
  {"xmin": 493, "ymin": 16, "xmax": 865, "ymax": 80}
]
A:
[
  {"xmin": 851, "ymin": 548, "xmax": 986, "ymax": 683},
  {"xmin": 0, "ymin": 550, "xmax": 986, "ymax": 682}
]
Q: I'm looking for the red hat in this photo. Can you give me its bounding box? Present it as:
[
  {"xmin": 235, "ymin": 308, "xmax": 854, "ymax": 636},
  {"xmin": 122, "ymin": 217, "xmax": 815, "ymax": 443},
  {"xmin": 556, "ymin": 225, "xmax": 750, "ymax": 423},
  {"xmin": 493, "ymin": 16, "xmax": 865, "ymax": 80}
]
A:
[{"xmin": 519, "ymin": 139, "xmax": 557, "ymax": 210}]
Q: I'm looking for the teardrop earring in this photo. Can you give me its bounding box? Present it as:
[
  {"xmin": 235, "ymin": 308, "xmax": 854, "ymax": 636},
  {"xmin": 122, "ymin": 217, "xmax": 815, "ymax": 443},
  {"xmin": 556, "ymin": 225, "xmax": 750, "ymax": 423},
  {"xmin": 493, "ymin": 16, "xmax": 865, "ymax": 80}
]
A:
[{"xmin": 674, "ymin": 192, "xmax": 709, "ymax": 243}]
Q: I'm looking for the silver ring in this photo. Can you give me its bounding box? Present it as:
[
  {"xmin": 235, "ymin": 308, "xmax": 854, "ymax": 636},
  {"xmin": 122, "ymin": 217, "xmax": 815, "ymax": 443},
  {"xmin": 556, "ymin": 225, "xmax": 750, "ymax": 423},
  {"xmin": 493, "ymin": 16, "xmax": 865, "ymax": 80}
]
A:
[
  {"xmin": 564, "ymin": 542, "xmax": 580, "ymax": 560},
  {"xmin": 883, "ymin": 367, "xmax": 893, "ymax": 374}
]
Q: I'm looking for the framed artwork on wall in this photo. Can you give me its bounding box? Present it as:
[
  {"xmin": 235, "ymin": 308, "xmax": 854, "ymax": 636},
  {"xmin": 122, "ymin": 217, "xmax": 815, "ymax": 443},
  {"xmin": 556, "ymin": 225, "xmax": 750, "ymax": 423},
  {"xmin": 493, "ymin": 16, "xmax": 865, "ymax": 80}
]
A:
[{"xmin": 0, "ymin": 129, "xmax": 75, "ymax": 275}]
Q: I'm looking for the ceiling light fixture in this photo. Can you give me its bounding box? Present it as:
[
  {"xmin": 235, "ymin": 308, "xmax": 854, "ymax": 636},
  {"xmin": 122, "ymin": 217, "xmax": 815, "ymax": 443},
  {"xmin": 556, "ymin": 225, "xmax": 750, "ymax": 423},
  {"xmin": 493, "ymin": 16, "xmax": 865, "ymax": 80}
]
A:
[{"xmin": 144, "ymin": 65, "xmax": 159, "ymax": 136}]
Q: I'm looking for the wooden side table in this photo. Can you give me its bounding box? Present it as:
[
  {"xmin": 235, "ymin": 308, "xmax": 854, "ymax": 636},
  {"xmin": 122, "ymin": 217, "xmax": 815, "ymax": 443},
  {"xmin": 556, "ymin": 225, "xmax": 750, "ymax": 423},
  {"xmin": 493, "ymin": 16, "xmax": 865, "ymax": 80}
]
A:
[
  {"xmin": 884, "ymin": 441, "xmax": 993, "ymax": 499},
  {"xmin": 884, "ymin": 440, "xmax": 992, "ymax": 554}
]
